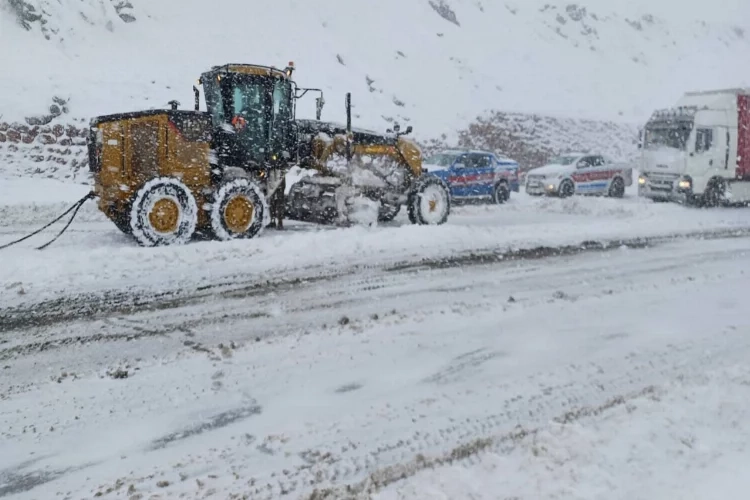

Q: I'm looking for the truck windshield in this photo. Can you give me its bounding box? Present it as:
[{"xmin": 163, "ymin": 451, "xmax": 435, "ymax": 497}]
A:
[{"xmin": 644, "ymin": 126, "xmax": 692, "ymax": 151}]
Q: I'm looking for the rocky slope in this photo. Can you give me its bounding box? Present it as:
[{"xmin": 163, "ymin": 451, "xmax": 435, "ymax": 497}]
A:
[{"xmin": 0, "ymin": 0, "xmax": 747, "ymax": 180}]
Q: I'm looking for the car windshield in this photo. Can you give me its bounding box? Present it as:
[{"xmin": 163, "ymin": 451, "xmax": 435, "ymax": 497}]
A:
[
  {"xmin": 644, "ymin": 125, "xmax": 692, "ymax": 151},
  {"xmin": 548, "ymin": 155, "xmax": 579, "ymax": 165},
  {"xmin": 425, "ymin": 153, "xmax": 459, "ymax": 166}
]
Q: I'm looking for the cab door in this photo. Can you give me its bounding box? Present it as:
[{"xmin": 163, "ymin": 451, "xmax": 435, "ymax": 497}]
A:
[
  {"xmin": 463, "ymin": 153, "xmax": 495, "ymax": 197},
  {"xmin": 571, "ymin": 156, "xmax": 595, "ymax": 193},
  {"xmin": 692, "ymin": 127, "xmax": 727, "ymax": 175},
  {"xmin": 447, "ymin": 154, "xmax": 470, "ymax": 198}
]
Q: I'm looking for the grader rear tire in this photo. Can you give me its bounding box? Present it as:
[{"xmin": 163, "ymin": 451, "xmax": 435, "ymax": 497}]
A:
[
  {"xmin": 209, "ymin": 178, "xmax": 268, "ymax": 241},
  {"xmin": 129, "ymin": 177, "xmax": 198, "ymax": 247}
]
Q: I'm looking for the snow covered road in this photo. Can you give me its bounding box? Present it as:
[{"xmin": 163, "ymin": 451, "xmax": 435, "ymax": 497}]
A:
[
  {"xmin": 3, "ymin": 188, "xmax": 750, "ymax": 311},
  {"xmin": 2, "ymin": 231, "xmax": 750, "ymax": 499}
]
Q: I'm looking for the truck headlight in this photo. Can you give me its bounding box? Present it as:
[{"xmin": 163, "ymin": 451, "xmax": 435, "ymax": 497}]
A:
[
  {"xmin": 677, "ymin": 178, "xmax": 692, "ymax": 190},
  {"xmin": 638, "ymin": 176, "xmax": 647, "ymax": 186}
]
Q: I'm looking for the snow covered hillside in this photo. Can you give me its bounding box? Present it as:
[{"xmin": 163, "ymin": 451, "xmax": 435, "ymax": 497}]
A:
[{"xmin": 1, "ymin": 0, "xmax": 748, "ymax": 165}]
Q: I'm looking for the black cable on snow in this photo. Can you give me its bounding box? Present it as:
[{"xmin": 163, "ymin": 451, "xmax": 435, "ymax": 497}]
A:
[{"xmin": 0, "ymin": 192, "xmax": 96, "ymax": 251}]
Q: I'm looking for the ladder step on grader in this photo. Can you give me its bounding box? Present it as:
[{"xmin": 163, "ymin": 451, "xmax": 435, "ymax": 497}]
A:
[{"xmin": 87, "ymin": 62, "xmax": 450, "ymax": 247}]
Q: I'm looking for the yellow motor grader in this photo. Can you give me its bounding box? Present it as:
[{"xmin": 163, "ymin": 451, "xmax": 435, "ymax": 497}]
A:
[{"xmin": 88, "ymin": 62, "xmax": 450, "ymax": 247}]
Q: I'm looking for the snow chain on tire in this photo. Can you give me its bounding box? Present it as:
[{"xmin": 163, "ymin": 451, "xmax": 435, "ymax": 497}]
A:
[
  {"xmin": 407, "ymin": 176, "xmax": 451, "ymax": 225},
  {"xmin": 210, "ymin": 178, "xmax": 269, "ymax": 241},
  {"xmin": 129, "ymin": 177, "xmax": 198, "ymax": 247}
]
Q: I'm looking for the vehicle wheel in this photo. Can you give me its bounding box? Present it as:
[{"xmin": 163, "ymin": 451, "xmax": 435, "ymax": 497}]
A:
[
  {"xmin": 210, "ymin": 178, "xmax": 268, "ymax": 240},
  {"xmin": 558, "ymin": 179, "xmax": 575, "ymax": 198},
  {"xmin": 608, "ymin": 177, "xmax": 625, "ymax": 198},
  {"xmin": 377, "ymin": 202, "xmax": 401, "ymax": 223},
  {"xmin": 493, "ymin": 182, "xmax": 510, "ymax": 204},
  {"xmin": 407, "ymin": 176, "xmax": 450, "ymax": 225},
  {"xmin": 702, "ymin": 178, "xmax": 726, "ymax": 208},
  {"xmin": 129, "ymin": 177, "xmax": 198, "ymax": 247}
]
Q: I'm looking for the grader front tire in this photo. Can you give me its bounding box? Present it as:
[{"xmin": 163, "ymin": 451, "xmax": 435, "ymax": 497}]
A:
[
  {"xmin": 407, "ymin": 176, "xmax": 451, "ymax": 225},
  {"xmin": 209, "ymin": 179, "xmax": 268, "ymax": 241},
  {"xmin": 129, "ymin": 177, "xmax": 198, "ymax": 247}
]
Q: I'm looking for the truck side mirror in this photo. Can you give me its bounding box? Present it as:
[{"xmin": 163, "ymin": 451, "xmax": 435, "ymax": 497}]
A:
[
  {"xmin": 393, "ymin": 123, "xmax": 401, "ymax": 133},
  {"xmin": 405, "ymin": 126, "xmax": 413, "ymax": 135}
]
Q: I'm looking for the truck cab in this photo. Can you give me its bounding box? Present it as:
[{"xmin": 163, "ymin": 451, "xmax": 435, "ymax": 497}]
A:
[{"xmin": 639, "ymin": 89, "xmax": 750, "ymax": 205}]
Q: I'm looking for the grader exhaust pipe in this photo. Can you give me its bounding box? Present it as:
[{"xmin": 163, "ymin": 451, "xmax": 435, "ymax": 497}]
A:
[{"xmin": 345, "ymin": 92, "xmax": 352, "ymax": 162}]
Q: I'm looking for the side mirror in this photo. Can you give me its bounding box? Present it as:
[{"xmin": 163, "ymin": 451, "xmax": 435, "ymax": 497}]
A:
[
  {"xmin": 576, "ymin": 161, "xmax": 587, "ymax": 168},
  {"xmin": 453, "ymin": 163, "xmax": 466, "ymax": 170},
  {"xmin": 393, "ymin": 123, "xmax": 401, "ymax": 133},
  {"xmin": 405, "ymin": 125, "xmax": 413, "ymax": 135}
]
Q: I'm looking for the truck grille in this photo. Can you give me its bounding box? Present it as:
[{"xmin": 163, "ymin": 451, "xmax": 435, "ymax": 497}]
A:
[{"xmin": 647, "ymin": 173, "xmax": 679, "ymax": 192}]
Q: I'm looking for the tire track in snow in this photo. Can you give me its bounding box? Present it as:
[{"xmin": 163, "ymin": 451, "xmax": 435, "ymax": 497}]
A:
[
  {"xmin": 0, "ymin": 236, "xmax": 747, "ymax": 367},
  {"xmin": 229, "ymin": 331, "xmax": 745, "ymax": 499}
]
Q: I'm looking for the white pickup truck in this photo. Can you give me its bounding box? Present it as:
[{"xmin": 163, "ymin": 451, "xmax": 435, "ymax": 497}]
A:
[
  {"xmin": 639, "ymin": 88, "xmax": 750, "ymax": 206},
  {"xmin": 525, "ymin": 153, "xmax": 633, "ymax": 198}
]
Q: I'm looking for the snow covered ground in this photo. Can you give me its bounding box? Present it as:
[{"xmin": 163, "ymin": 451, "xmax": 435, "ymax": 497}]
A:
[
  {"xmin": 3, "ymin": 169, "xmax": 750, "ymax": 500},
  {"xmin": 2, "ymin": 225, "xmax": 750, "ymax": 499}
]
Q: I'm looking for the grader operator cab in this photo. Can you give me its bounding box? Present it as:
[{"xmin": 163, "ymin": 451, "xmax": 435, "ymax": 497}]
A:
[{"xmin": 89, "ymin": 62, "xmax": 450, "ymax": 247}]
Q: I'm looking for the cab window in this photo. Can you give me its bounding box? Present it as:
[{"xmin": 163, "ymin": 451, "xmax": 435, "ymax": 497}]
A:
[
  {"xmin": 577, "ymin": 157, "xmax": 594, "ymax": 169},
  {"xmin": 591, "ymin": 156, "xmax": 606, "ymax": 167},
  {"xmin": 695, "ymin": 128, "xmax": 713, "ymax": 154},
  {"xmin": 473, "ymin": 154, "xmax": 493, "ymax": 168}
]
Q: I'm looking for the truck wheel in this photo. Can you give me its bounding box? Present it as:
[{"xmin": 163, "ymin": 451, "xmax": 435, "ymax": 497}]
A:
[
  {"xmin": 702, "ymin": 178, "xmax": 726, "ymax": 208},
  {"xmin": 378, "ymin": 202, "xmax": 401, "ymax": 223},
  {"xmin": 129, "ymin": 177, "xmax": 198, "ymax": 247},
  {"xmin": 493, "ymin": 182, "xmax": 510, "ymax": 204},
  {"xmin": 210, "ymin": 178, "xmax": 268, "ymax": 240},
  {"xmin": 608, "ymin": 177, "xmax": 625, "ymax": 198},
  {"xmin": 558, "ymin": 179, "xmax": 575, "ymax": 198},
  {"xmin": 407, "ymin": 176, "xmax": 450, "ymax": 225}
]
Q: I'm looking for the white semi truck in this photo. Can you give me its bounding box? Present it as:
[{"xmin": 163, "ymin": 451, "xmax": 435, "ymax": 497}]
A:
[{"xmin": 638, "ymin": 88, "xmax": 750, "ymax": 205}]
